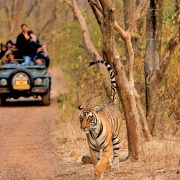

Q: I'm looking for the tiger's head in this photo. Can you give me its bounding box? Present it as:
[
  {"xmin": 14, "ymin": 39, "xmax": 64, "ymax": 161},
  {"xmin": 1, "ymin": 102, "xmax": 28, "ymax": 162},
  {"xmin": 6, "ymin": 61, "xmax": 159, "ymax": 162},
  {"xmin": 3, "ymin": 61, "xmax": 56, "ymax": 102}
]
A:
[{"xmin": 78, "ymin": 106, "xmax": 100, "ymax": 132}]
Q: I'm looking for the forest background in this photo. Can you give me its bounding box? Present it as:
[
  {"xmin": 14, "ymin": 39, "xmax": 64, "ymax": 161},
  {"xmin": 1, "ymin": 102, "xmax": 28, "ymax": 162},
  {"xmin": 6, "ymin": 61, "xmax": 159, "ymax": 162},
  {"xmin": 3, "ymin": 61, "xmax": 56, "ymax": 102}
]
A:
[
  {"xmin": 0, "ymin": 0, "xmax": 179, "ymax": 147},
  {"xmin": 0, "ymin": 0, "xmax": 179, "ymax": 178}
]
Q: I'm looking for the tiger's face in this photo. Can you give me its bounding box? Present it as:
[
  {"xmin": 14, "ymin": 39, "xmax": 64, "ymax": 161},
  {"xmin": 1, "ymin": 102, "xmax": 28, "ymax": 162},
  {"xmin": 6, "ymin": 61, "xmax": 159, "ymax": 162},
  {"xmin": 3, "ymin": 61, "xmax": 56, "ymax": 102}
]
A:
[{"xmin": 79, "ymin": 110, "xmax": 97, "ymax": 132}]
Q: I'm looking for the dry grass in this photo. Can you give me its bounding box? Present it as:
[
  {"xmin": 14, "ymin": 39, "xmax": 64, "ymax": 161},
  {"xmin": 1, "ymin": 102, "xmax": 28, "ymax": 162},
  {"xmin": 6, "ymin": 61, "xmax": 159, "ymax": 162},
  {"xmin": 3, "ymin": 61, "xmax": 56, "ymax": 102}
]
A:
[{"xmin": 51, "ymin": 108, "xmax": 180, "ymax": 180}]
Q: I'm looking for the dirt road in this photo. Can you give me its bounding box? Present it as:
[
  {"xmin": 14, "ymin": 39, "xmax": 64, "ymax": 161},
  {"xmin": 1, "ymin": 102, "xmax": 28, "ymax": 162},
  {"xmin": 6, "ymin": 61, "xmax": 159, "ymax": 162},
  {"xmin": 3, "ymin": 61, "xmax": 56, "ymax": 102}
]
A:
[
  {"xmin": 0, "ymin": 67, "xmax": 95, "ymax": 180},
  {"xmin": 0, "ymin": 67, "xmax": 179, "ymax": 180},
  {"xmin": 0, "ymin": 67, "xmax": 66, "ymax": 180},
  {"xmin": 0, "ymin": 104, "xmax": 59, "ymax": 179}
]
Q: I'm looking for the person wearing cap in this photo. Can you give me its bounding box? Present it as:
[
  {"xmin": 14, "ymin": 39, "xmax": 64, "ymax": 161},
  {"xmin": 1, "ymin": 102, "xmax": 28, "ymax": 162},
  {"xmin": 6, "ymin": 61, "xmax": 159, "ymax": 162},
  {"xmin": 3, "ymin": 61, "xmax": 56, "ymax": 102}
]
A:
[
  {"xmin": 5, "ymin": 52, "xmax": 17, "ymax": 64},
  {"xmin": 6, "ymin": 40, "xmax": 13, "ymax": 48}
]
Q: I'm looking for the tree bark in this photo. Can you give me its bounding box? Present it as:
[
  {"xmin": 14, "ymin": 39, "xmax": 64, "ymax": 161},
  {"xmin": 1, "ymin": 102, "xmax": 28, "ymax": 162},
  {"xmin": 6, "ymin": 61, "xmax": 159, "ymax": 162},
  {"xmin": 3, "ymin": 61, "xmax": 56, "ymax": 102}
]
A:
[
  {"xmin": 98, "ymin": 0, "xmax": 151, "ymax": 161},
  {"xmin": 144, "ymin": 0, "xmax": 179, "ymax": 135},
  {"xmin": 89, "ymin": 0, "xmax": 151, "ymax": 141}
]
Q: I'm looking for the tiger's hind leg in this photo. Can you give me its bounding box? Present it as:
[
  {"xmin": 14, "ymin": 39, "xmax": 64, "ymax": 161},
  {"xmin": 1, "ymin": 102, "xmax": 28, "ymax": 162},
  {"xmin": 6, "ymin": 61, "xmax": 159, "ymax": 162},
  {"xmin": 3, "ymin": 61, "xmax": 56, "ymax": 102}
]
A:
[{"xmin": 112, "ymin": 135, "xmax": 121, "ymax": 164}]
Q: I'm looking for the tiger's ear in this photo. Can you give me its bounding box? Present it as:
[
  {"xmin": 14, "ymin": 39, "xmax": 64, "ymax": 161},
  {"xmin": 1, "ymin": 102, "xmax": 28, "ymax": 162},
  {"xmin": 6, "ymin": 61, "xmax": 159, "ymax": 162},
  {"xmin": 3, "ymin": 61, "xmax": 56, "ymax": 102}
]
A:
[
  {"xmin": 95, "ymin": 106, "xmax": 103, "ymax": 113},
  {"xmin": 78, "ymin": 105, "xmax": 84, "ymax": 110}
]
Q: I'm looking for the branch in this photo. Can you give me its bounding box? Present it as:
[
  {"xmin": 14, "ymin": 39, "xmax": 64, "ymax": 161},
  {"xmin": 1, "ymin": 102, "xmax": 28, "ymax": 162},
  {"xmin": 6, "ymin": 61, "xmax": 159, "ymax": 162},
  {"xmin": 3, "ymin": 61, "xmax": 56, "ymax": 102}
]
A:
[
  {"xmin": 26, "ymin": 0, "xmax": 38, "ymax": 17},
  {"xmin": 37, "ymin": 1, "xmax": 58, "ymax": 39},
  {"xmin": 37, "ymin": 19, "xmax": 52, "ymax": 38},
  {"xmin": 127, "ymin": 0, "xmax": 148, "ymax": 33},
  {"xmin": 89, "ymin": 1, "xmax": 134, "ymax": 83},
  {"xmin": 64, "ymin": 0, "xmax": 101, "ymax": 59},
  {"xmin": 114, "ymin": 21, "xmax": 127, "ymax": 41},
  {"xmin": 159, "ymin": 29, "xmax": 180, "ymax": 78},
  {"xmin": 89, "ymin": 1, "xmax": 128, "ymax": 42},
  {"xmin": 88, "ymin": 0, "xmax": 103, "ymax": 32},
  {"xmin": 126, "ymin": 34, "xmax": 135, "ymax": 84},
  {"xmin": 64, "ymin": 0, "xmax": 114, "ymax": 99},
  {"xmin": 113, "ymin": 22, "xmax": 134, "ymax": 83},
  {"xmin": 114, "ymin": 22, "xmax": 135, "ymax": 83}
]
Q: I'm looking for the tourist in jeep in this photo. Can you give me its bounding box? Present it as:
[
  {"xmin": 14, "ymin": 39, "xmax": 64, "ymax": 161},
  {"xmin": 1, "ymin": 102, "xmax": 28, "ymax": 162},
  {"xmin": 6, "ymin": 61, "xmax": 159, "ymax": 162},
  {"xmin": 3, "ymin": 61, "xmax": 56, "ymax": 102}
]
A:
[
  {"xmin": 0, "ymin": 44, "xmax": 7, "ymax": 59},
  {"xmin": 5, "ymin": 52, "xmax": 17, "ymax": 64},
  {"xmin": 16, "ymin": 24, "xmax": 31, "ymax": 65},
  {"xmin": 34, "ymin": 44, "xmax": 50, "ymax": 68},
  {"xmin": 28, "ymin": 30, "xmax": 41, "ymax": 61}
]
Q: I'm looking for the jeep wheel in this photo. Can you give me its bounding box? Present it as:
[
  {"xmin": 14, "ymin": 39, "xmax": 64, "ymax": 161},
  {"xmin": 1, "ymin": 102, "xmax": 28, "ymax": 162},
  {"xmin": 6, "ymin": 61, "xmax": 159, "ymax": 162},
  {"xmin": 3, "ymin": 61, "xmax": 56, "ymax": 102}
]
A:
[
  {"xmin": 0, "ymin": 97, "xmax": 6, "ymax": 106},
  {"xmin": 42, "ymin": 92, "xmax": 50, "ymax": 106}
]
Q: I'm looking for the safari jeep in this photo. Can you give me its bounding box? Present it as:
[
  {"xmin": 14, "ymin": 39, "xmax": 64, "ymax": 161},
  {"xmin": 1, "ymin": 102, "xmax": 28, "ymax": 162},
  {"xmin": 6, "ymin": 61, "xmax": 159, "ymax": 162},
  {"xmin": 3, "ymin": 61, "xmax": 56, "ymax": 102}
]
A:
[{"xmin": 0, "ymin": 63, "xmax": 51, "ymax": 106}]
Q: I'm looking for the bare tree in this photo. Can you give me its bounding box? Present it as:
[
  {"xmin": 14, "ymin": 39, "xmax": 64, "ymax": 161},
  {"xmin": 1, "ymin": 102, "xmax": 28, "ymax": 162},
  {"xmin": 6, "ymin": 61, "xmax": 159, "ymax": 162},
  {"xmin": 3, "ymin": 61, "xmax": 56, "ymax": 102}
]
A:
[
  {"xmin": 0, "ymin": 0, "xmax": 59, "ymax": 42},
  {"xmin": 65, "ymin": 0, "xmax": 151, "ymax": 161},
  {"xmin": 145, "ymin": 0, "xmax": 179, "ymax": 135},
  {"xmin": 65, "ymin": 0, "xmax": 114, "ymax": 101}
]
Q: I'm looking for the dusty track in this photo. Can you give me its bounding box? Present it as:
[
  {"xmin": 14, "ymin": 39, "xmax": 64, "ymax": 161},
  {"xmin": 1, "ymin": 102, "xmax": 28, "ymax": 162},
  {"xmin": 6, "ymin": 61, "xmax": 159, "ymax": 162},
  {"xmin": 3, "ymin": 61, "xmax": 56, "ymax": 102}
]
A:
[
  {"xmin": 0, "ymin": 67, "xmax": 64, "ymax": 180},
  {"xmin": 0, "ymin": 105, "xmax": 59, "ymax": 179},
  {"xmin": 0, "ymin": 67, "xmax": 179, "ymax": 180}
]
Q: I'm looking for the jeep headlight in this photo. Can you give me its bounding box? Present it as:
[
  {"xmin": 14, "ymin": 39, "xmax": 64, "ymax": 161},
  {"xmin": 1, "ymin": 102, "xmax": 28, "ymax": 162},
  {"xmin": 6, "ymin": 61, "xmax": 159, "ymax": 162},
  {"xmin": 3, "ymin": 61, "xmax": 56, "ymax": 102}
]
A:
[
  {"xmin": 34, "ymin": 78, "xmax": 43, "ymax": 85},
  {"xmin": 0, "ymin": 79, "xmax": 7, "ymax": 86}
]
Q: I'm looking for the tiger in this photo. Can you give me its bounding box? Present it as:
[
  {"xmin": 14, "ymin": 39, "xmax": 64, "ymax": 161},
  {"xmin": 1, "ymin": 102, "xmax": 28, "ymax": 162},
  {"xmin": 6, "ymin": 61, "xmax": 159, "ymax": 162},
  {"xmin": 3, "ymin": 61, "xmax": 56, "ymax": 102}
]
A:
[
  {"xmin": 78, "ymin": 105, "xmax": 122, "ymax": 179},
  {"xmin": 78, "ymin": 60, "xmax": 122, "ymax": 179}
]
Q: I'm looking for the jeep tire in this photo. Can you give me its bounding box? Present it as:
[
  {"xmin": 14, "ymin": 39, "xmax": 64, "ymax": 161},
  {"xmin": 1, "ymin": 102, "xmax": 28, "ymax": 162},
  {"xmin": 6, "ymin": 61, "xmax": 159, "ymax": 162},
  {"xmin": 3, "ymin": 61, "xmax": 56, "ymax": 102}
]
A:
[
  {"xmin": 0, "ymin": 97, "xmax": 6, "ymax": 106},
  {"xmin": 42, "ymin": 92, "xmax": 50, "ymax": 106}
]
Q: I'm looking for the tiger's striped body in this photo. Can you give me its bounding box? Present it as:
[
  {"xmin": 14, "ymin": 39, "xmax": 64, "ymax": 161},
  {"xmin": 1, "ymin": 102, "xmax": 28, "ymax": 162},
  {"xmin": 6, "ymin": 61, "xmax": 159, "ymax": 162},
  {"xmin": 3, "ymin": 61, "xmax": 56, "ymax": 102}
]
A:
[{"xmin": 79, "ymin": 105, "xmax": 122, "ymax": 179}]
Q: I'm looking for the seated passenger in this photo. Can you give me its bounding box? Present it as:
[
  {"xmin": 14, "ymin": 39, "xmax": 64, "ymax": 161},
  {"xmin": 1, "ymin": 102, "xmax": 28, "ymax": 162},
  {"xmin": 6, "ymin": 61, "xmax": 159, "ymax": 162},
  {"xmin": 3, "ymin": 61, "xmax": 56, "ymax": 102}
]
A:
[
  {"xmin": 5, "ymin": 53, "xmax": 17, "ymax": 64},
  {"xmin": 28, "ymin": 30, "xmax": 41, "ymax": 60},
  {"xmin": 5, "ymin": 40, "xmax": 20, "ymax": 59},
  {"xmin": 28, "ymin": 30, "xmax": 40, "ymax": 44},
  {"xmin": 35, "ymin": 58, "xmax": 45, "ymax": 66},
  {"xmin": 0, "ymin": 44, "xmax": 8, "ymax": 65},
  {"xmin": 34, "ymin": 44, "xmax": 50, "ymax": 68},
  {"xmin": 6, "ymin": 40, "xmax": 13, "ymax": 49},
  {"xmin": 0, "ymin": 44, "xmax": 7, "ymax": 59}
]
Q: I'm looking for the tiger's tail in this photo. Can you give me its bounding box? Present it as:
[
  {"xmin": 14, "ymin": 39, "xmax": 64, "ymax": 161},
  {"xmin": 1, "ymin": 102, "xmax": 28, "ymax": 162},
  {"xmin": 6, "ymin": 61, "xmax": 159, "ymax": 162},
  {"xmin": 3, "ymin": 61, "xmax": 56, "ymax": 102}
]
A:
[{"xmin": 90, "ymin": 60, "xmax": 117, "ymax": 103}]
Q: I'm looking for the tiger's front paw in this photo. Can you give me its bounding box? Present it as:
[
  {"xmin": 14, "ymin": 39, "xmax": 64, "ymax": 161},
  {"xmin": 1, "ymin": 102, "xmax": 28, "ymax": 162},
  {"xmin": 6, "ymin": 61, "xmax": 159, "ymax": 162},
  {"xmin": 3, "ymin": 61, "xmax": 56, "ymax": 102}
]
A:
[
  {"xmin": 106, "ymin": 163, "xmax": 113, "ymax": 172},
  {"xmin": 94, "ymin": 172, "xmax": 103, "ymax": 180}
]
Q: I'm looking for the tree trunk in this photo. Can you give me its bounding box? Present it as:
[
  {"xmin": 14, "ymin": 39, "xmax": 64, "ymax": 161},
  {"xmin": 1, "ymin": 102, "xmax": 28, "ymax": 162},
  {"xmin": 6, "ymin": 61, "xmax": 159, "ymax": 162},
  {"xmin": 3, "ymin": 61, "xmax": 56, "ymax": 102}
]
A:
[
  {"xmin": 66, "ymin": 0, "xmax": 153, "ymax": 161},
  {"xmin": 88, "ymin": 0, "xmax": 151, "ymax": 141},
  {"xmin": 144, "ymin": 0, "xmax": 163, "ymax": 135},
  {"xmin": 144, "ymin": 0, "xmax": 179, "ymax": 135},
  {"xmin": 100, "ymin": 0, "xmax": 144, "ymax": 161}
]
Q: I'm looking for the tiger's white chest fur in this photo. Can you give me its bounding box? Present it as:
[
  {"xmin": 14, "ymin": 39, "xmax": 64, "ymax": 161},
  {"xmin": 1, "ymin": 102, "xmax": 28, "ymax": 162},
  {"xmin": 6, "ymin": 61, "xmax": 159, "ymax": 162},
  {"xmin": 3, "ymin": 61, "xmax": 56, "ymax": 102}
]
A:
[{"xmin": 87, "ymin": 120, "xmax": 108, "ymax": 150}]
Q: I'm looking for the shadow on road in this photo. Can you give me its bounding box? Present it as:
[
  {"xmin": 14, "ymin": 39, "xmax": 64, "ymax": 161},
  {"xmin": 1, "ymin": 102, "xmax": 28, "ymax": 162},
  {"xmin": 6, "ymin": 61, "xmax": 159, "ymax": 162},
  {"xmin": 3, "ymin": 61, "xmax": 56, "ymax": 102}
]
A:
[{"xmin": 2, "ymin": 99, "xmax": 44, "ymax": 107}]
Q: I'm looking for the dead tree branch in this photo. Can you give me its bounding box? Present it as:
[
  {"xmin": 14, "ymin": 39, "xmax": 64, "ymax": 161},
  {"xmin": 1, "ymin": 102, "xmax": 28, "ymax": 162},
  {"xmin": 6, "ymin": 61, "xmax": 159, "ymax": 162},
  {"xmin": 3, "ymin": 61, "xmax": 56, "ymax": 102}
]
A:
[
  {"xmin": 128, "ymin": 0, "xmax": 148, "ymax": 33},
  {"xmin": 159, "ymin": 29, "xmax": 180, "ymax": 79},
  {"xmin": 65, "ymin": 0, "xmax": 101, "ymax": 59}
]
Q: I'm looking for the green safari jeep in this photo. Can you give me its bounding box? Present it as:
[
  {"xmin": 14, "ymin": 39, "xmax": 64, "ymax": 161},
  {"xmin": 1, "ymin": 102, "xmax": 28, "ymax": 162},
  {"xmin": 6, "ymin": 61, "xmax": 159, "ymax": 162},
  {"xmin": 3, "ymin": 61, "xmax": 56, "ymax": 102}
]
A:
[{"xmin": 0, "ymin": 63, "xmax": 51, "ymax": 106}]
